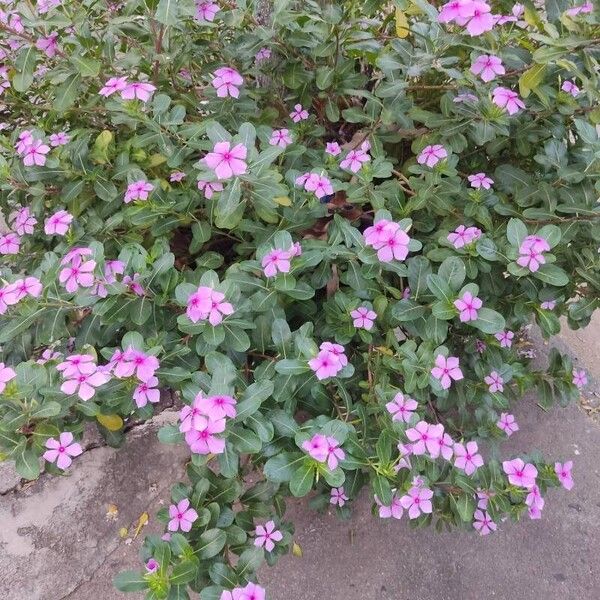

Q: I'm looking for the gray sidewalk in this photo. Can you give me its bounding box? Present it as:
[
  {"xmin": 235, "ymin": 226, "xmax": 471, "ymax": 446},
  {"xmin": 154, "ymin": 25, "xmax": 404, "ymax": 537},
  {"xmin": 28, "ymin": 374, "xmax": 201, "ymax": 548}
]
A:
[{"xmin": 1, "ymin": 316, "xmax": 599, "ymax": 600}]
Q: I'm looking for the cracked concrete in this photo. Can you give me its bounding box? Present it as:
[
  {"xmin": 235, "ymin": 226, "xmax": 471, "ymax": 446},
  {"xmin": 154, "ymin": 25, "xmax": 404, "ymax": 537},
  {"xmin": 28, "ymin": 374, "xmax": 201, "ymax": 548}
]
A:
[{"xmin": 1, "ymin": 315, "xmax": 599, "ymax": 600}]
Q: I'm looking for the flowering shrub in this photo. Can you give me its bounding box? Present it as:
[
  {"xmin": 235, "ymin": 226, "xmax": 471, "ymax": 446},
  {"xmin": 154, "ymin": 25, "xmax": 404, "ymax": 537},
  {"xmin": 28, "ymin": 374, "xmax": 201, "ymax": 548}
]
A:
[{"xmin": 0, "ymin": 0, "xmax": 598, "ymax": 598}]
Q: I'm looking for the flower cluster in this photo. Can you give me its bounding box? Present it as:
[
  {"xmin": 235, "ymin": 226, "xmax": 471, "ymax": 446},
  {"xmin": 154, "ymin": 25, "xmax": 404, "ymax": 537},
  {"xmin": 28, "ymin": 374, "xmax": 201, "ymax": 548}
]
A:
[
  {"xmin": 302, "ymin": 433, "xmax": 345, "ymax": 469},
  {"xmin": 363, "ymin": 219, "xmax": 411, "ymax": 263},
  {"xmin": 186, "ymin": 285, "xmax": 234, "ymax": 325},
  {"xmin": 308, "ymin": 342, "xmax": 348, "ymax": 380},
  {"xmin": 295, "ymin": 172, "xmax": 333, "ymax": 199},
  {"xmin": 261, "ymin": 243, "xmax": 301, "ymax": 278},
  {"xmin": 517, "ymin": 235, "xmax": 550, "ymax": 272}
]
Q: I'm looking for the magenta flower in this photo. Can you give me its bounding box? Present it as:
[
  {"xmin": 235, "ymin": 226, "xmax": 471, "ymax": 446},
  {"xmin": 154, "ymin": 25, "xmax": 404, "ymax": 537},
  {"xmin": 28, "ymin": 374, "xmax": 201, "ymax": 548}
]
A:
[
  {"xmin": 0, "ymin": 233, "xmax": 20, "ymax": 255},
  {"xmin": 470, "ymin": 54, "xmax": 505, "ymax": 82},
  {"xmin": 170, "ymin": 171, "xmax": 186, "ymax": 182},
  {"xmin": 340, "ymin": 148, "xmax": 370, "ymax": 173},
  {"xmin": 262, "ymin": 249, "xmax": 292, "ymax": 278},
  {"xmin": 124, "ymin": 180, "xmax": 154, "ymax": 203},
  {"xmin": 492, "ymin": 86, "xmax": 525, "ymax": 115},
  {"xmin": 497, "ymin": 412, "xmax": 519, "ymax": 436},
  {"xmin": 197, "ymin": 179, "xmax": 224, "ymax": 199},
  {"xmin": 59, "ymin": 257, "xmax": 96, "ymax": 293},
  {"xmin": 120, "ymin": 81, "xmax": 156, "ymax": 102},
  {"xmin": 468, "ymin": 172, "xmax": 494, "ymax": 189},
  {"xmin": 453, "ymin": 441, "xmax": 484, "ymax": 475},
  {"xmin": 351, "ymin": 306, "xmax": 377, "ymax": 330},
  {"xmin": 484, "ymin": 371, "xmax": 504, "ymax": 393},
  {"xmin": 290, "ymin": 103, "xmax": 309, "ymax": 122},
  {"xmin": 289, "ymin": 242, "xmax": 302, "ymax": 257},
  {"xmin": 375, "ymin": 226, "xmax": 410, "ymax": 263},
  {"xmin": 43, "ymin": 432, "xmax": 83, "ymax": 470},
  {"xmin": 10, "ymin": 206, "xmax": 37, "ymax": 235},
  {"xmin": 255, "ymin": 47, "xmax": 271, "ymax": 62},
  {"xmin": 364, "ymin": 219, "xmax": 398, "ymax": 247},
  {"xmin": 23, "ymin": 139, "xmax": 50, "ymax": 166},
  {"xmin": 133, "ymin": 376, "xmax": 160, "ymax": 408},
  {"xmin": 37, "ymin": 349, "xmax": 61, "ymax": 365},
  {"xmin": 435, "ymin": 431, "xmax": 455, "ymax": 461},
  {"xmin": 447, "ymin": 225, "xmax": 482, "ymax": 248},
  {"xmin": 303, "ymin": 173, "xmax": 333, "ymax": 199},
  {"xmin": 330, "ymin": 487, "xmax": 348, "ymax": 507},
  {"xmin": 123, "ymin": 273, "xmax": 145, "ymax": 296},
  {"xmin": 386, "ymin": 392, "xmax": 418, "ymax": 423},
  {"xmin": 502, "ymin": 458, "xmax": 537, "ymax": 488},
  {"xmin": 572, "ymin": 369, "xmax": 587, "ymax": 389},
  {"xmin": 431, "ymin": 355, "xmax": 463, "ymax": 389},
  {"xmin": 561, "ymin": 80, "xmax": 580, "ymax": 98},
  {"xmin": 254, "ymin": 520, "xmax": 283, "ymax": 552},
  {"xmin": 554, "ymin": 461, "xmax": 574, "ymax": 490},
  {"xmin": 376, "ymin": 492, "xmax": 404, "ymax": 520},
  {"xmin": 454, "ymin": 291, "xmax": 482, "ymax": 322},
  {"xmin": 400, "ymin": 486, "xmax": 434, "ymax": 519},
  {"xmin": 325, "ymin": 142, "xmax": 341, "ymax": 156},
  {"xmin": 35, "ymin": 32, "xmax": 59, "ymax": 57},
  {"xmin": 565, "ymin": 2, "xmax": 593, "ymax": 16},
  {"xmin": 417, "ymin": 144, "xmax": 447, "ymax": 167},
  {"xmin": 168, "ymin": 499, "xmax": 198, "ymax": 532},
  {"xmin": 105, "ymin": 260, "xmax": 125, "ymax": 284},
  {"xmin": 516, "ymin": 236, "xmax": 549, "ymax": 272},
  {"xmin": 236, "ymin": 582, "xmax": 266, "ymax": 600},
  {"xmin": 45, "ymin": 210, "xmax": 73, "ymax": 236},
  {"xmin": 195, "ymin": 0, "xmax": 220, "ymax": 22},
  {"xmin": 99, "ymin": 76, "xmax": 128, "ymax": 97},
  {"xmin": 49, "ymin": 131, "xmax": 70, "ymax": 146},
  {"xmin": 525, "ymin": 484, "xmax": 545, "ymax": 511},
  {"xmin": 4, "ymin": 277, "xmax": 42, "ymax": 302},
  {"xmin": 185, "ymin": 417, "xmax": 226, "ymax": 454},
  {"xmin": 204, "ymin": 394, "xmax": 237, "ymax": 420},
  {"xmin": 406, "ymin": 420, "xmax": 439, "ymax": 456},
  {"xmin": 145, "ymin": 559, "xmax": 159, "ymax": 573},
  {"xmin": 57, "ymin": 354, "xmax": 96, "ymax": 378},
  {"xmin": 38, "ymin": 0, "xmax": 61, "ymax": 15},
  {"xmin": 179, "ymin": 393, "xmax": 209, "ymax": 433},
  {"xmin": 473, "ymin": 510, "xmax": 497, "ymax": 535},
  {"xmin": 301, "ymin": 433, "xmax": 328, "ymax": 462},
  {"xmin": 212, "ymin": 66, "xmax": 243, "ymax": 98},
  {"xmin": 115, "ymin": 348, "xmax": 159, "ymax": 382},
  {"xmin": 269, "ymin": 128, "xmax": 292, "ymax": 148},
  {"xmin": 541, "ymin": 300, "xmax": 556, "ymax": 310},
  {"xmin": 324, "ymin": 436, "xmax": 345, "ymax": 470},
  {"xmin": 464, "ymin": 2, "xmax": 495, "ymax": 36},
  {"xmin": 0, "ymin": 363, "xmax": 16, "ymax": 393},
  {"xmin": 60, "ymin": 369, "xmax": 110, "ymax": 401},
  {"xmin": 495, "ymin": 330, "xmax": 514, "ymax": 348},
  {"xmin": 186, "ymin": 286, "xmax": 234, "ymax": 326},
  {"xmin": 203, "ymin": 141, "xmax": 248, "ymax": 180}
]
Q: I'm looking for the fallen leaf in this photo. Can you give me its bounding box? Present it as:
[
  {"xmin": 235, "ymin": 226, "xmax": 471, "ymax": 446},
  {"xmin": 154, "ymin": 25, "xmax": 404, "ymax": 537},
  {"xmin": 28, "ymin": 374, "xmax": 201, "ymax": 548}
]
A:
[{"xmin": 133, "ymin": 512, "xmax": 149, "ymax": 539}]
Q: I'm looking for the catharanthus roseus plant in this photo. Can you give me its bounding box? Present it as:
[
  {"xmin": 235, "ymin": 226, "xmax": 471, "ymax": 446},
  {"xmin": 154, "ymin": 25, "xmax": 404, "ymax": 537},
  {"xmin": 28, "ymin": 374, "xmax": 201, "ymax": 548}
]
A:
[{"xmin": 0, "ymin": 0, "xmax": 599, "ymax": 598}]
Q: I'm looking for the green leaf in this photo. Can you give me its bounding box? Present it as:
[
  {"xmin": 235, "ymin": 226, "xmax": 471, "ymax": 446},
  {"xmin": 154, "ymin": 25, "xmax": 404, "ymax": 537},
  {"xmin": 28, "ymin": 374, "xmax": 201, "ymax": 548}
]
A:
[
  {"xmin": 518, "ymin": 64, "xmax": 546, "ymax": 98},
  {"xmin": 264, "ymin": 452, "xmax": 303, "ymax": 482},
  {"xmin": 70, "ymin": 56, "xmax": 101, "ymax": 78},
  {"xmin": 15, "ymin": 446, "xmax": 41, "ymax": 480},
  {"xmin": 316, "ymin": 66, "xmax": 334, "ymax": 90},
  {"xmin": 197, "ymin": 529, "xmax": 227, "ymax": 559},
  {"xmin": 371, "ymin": 474, "xmax": 392, "ymax": 505},
  {"xmin": 391, "ymin": 299, "xmax": 426, "ymax": 322},
  {"xmin": 13, "ymin": 46, "xmax": 37, "ymax": 92},
  {"xmin": 290, "ymin": 461, "xmax": 315, "ymax": 497},
  {"xmin": 155, "ymin": 0, "xmax": 179, "ymax": 25},
  {"xmin": 533, "ymin": 265, "xmax": 569, "ymax": 287},
  {"xmin": 170, "ymin": 559, "xmax": 200, "ymax": 585},
  {"xmin": 158, "ymin": 425, "xmax": 184, "ymax": 444},
  {"xmin": 450, "ymin": 493, "xmax": 475, "ymax": 522},
  {"xmin": 235, "ymin": 547, "xmax": 264, "ymax": 578},
  {"xmin": 30, "ymin": 402, "xmax": 62, "ymax": 419},
  {"xmin": 274, "ymin": 359, "xmax": 311, "ymax": 375},
  {"xmin": 437, "ymin": 257, "xmax": 466, "ymax": 291},
  {"xmin": 54, "ymin": 74, "xmax": 82, "ymax": 113},
  {"xmin": 471, "ymin": 308, "xmax": 505, "ymax": 334},
  {"xmin": 113, "ymin": 571, "xmax": 149, "ymax": 592},
  {"xmin": 0, "ymin": 308, "xmax": 46, "ymax": 343},
  {"xmin": 236, "ymin": 380, "xmax": 274, "ymax": 420}
]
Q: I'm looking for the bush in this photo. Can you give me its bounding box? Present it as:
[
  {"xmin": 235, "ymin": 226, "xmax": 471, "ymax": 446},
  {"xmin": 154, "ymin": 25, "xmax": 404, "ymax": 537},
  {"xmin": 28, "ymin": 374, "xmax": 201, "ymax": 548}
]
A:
[{"xmin": 1, "ymin": 0, "xmax": 599, "ymax": 597}]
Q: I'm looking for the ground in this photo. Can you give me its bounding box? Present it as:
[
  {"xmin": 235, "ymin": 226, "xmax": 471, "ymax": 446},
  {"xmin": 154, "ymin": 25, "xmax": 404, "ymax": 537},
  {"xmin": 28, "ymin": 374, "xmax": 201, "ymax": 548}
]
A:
[{"xmin": 1, "ymin": 315, "xmax": 599, "ymax": 600}]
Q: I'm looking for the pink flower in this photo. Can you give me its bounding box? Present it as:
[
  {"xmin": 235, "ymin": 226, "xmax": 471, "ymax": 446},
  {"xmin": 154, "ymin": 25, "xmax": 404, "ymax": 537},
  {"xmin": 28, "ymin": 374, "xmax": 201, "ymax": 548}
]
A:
[
  {"xmin": 447, "ymin": 225, "xmax": 482, "ymax": 248},
  {"xmin": 330, "ymin": 486, "xmax": 348, "ymax": 507},
  {"xmin": 124, "ymin": 180, "xmax": 154, "ymax": 203},
  {"xmin": 525, "ymin": 484, "xmax": 545, "ymax": 511},
  {"xmin": 324, "ymin": 436, "xmax": 345, "ymax": 470},
  {"xmin": 400, "ymin": 486, "xmax": 434, "ymax": 519},
  {"xmin": 435, "ymin": 431, "xmax": 455, "ymax": 461},
  {"xmin": 236, "ymin": 583, "xmax": 266, "ymax": 600},
  {"xmin": 4, "ymin": 277, "xmax": 42, "ymax": 302},
  {"xmin": 123, "ymin": 274, "xmax": 145, "ymax": 296},
  {"xmin": 301, "ymin": 433, "xmax": 328, "ymax": 462},
  {"xmin": 120, "ymin": 81, "xmax": 156, "ymax": 102},
  {"xmin": 386, "ymin": 392, "xmax": 418, "ymax": 423},
  {"xmin": 438, "ymin": 0, "xmax": 471, "ymax": 23},
  {"xmin": 473, "ymin": 510, "xmax": 497, "ymax": 535},
  {"xmin": 554, "ymin": 461, "xmax": 574, "ymax": 490},
  {"xmin": 374, "ymin": 226, "xmax": 410, "ymax": 263},
  {"xmin": 37, "ymin": 0, "xmax": 61, "ymax": 15},
  {"xmin": 37, "ymin": 349, "xmax": 62, "ymax": 365},
  {"xmin": 262, "ymin": 249, "xmax": 291, "ymax": 278},
  {"xmin": 133, "ymin": 376, "xmax": 160, "ymax": 408},
  {"xmin": 308, "ymin": 349, "xmax": 343, "ymax": 380},
  {"xmin": 303, "ymin": 173, "xmax": 334, "ymax": 198},
  {"xmin": 186, "ymin": 286, "xmax": 234, "ymax": 326},
  {"xmin": 23, "ymin": 139, "xmax": 50, "ymax": 167},
  {"xmin": 59, "ymin": 257, "xmax": 96, "ymax": 293},
  {"xmin": 417, "ymin": 144, "xmax": 447, "ymax": 167},
  {"xmin": 255, "ymin": 47, "xmax": 271, "ymax": 62},
  {"xmin": 325, "ymin": 142, "xmax": 341, "ymax": 156},
  {"xmin": 561, "ymin": 80, "xmax": 579, "ymax": 98},
  {"xmin": 269, "ymin": 128, "xmax": 292, "ymax": 148},
  {"xmin": 431, "ymin": 355, "xmax": 464, "ymax": 390},
  {"xmin": 495, "ymin": 330, "xmax": 514, "ymax": 348},
  {"xmin": 497, "ymin": 412, "xmax": 519, "ymax": 436},
  {"xmin": 364, "ymin": 219, "xmax": 398, "ymax": 247},
  {"xmin": 320, "ymin": 342, "xmax": 348, "ymax": 366},
  {"xmin": 35, "ymin": 32, "xmax": 59, "ymax": 57},
  {"xmin": 43, "ymin": 432, "xmax": 83, "ymax": 470},
  {"xmin": 541, "ymin": 300, "xmax": 556, "ymax": 310},
  {"xmin": 203, "ymin": 141, "xmax": 248, "ymax": 180},
  {"xmin": 0, "ymin": 363, "xmax": 16, "ymax": 393},
  {"xmin": 105, "ymin": 260, "xmax": 125, "ymax": 283},
  {"xmin": 60, "ymin": 369, "xmax": 110, "ymax": 401},
  {"xmin": 254, "ymin": 520, "xmax": 283, "ymax": 552},
  {"xmin": 99, "ymin": 76, "xmax": 128, "ymax": 97},
  {"xmin": 212, "ymin": 66, "xmax": 243, "ymax": 98},
  {"xmin": 464, "ymin": 1, "xmax": 494, "ymax": 36},
  {"xmin": 0, "ymin": 233, "xmax": 20, "ymax": 254},
  {"xmin": 57, "ymin": 354, "xmax": 96, "ymax": 378},
  {"xmin": 44, "ymin": 210, "xmax": 73, "ymax": 236},
  {"xmin": 492, "ymin": 86, "xmax": 525, "ymax": 115},
  {"xmin": 468, "ymin": 172, "xmax": 493, "ymax": 189},
  {"xmin": 572, "ymin": 369, "xmax": 587, "ymax": 389},
  {"xmin": 179, "ymin": 393, "xmax": 209, "ymax": 433},
  {"xmin": 484, "ymin": 371, "xmax": 504, "ymax": 393},
  {"xmin": 470, "ymin": 54, "xmax": 505, "ymax": 82},
  {"xmin": 185, "ymin": 417, "xmax": 226, "ymax": 454},
  {"xmin": 406, "ymin": 421, "xmax": 440, "ymax": 456},
  {"xmin": 195, "ymin": 0, "xmax": 219, "ymax": 22},
  {"xmin": 565, "ymin": 2, "xmax": 593, "ymax": 17},
  {"xmin": 290, "ymin": 103, "xmax": 309, "ymax": 122},
  {"xmin": 145, "ymin": 559, "xmax": 159, "ymax": 573},
  {"xmin": 454, "ymin": 291, "xmax": 482, "ymax": 322},
  {"xmin": 49, "ymin": 131, "xmax": 70, "ymax": 146},
  {"xmin": 289, "ymin": 242, "xmax": 302, "ymax": 257},
  {"xmin": 168, "ymin": 499, "xmax": 198, "ymax": 532},
  {"xmin": 340, "ymin": 148, "xmax": 370, "ymax": 173},
  {"xmin": 376, "ymin": 492, "xmax": 404, "ymax": 519},
  {"xmin": 170, "ymin": 171, "xmax": 186, "ymax": 182},
  {"xmin": 516, "ymin": 235, "xmax": 550, "ymax": 272},
  {"xmin": 351, "ymin": 306, "xmax": 377, "ymax": 330},
  {"xmin": 502, "ymin": 458, "xmax": 537, "ymax": 488},
  {"xmin": 204, "ymin": 394, "xmax": 237, "ymax": 421},
  {"xmin": 114, "ymin": 348, "xmax": 159, "ymax": 382},
  {"xmin": 453, "ymin": 441, "xmax": 484, "ymax": 475},
  {"xmin": 10, "ymin": 206, "xmax": 37, "ymax": 235},
  {"xmin": 197, "ymin": 179, "xmax": 224, "ymax": 199}
]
